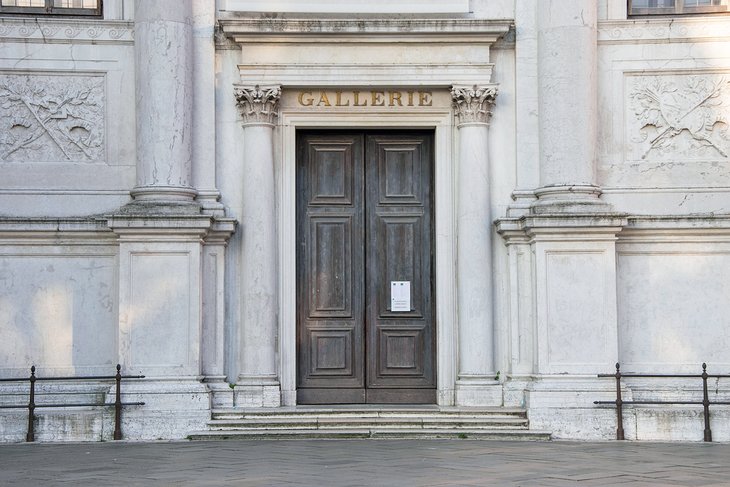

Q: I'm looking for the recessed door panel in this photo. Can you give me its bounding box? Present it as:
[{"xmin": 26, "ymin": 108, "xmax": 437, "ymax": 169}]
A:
[
  {"xmin": 366, "ymin": 135, "xmax": 435, "ymax": 397},
  {"xmin": 297, "ymin": 134, "xmax": 365, "ymax": 397},
  {"xmin": 309, "ymin": 216, "xmax": 352, "ymax": 316},
  {"xmin": 296, "ymin": 131, "xmax": 434, "ymax": 404}
]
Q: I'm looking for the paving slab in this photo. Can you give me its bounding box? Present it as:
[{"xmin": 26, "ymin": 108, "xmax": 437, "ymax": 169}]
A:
[{"xmin": 1, "ymin": 440, "xmax": 729, "ymax": 486}]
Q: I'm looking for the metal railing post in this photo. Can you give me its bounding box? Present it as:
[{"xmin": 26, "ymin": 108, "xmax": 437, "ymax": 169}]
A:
[
  {"xmin": 702, "ymin": 363, "xmax": 712, "ymax": 442},
  {"xmin": 114, "ymin": 364, "xmax": 122, "ymax": 440},
  {"xmin": 26, "ymin": 365, "xmax": 36, "ymax": 442},
  {"xmin": 614, "ymin": 362, "xmax": 625, "ymax": 440}
]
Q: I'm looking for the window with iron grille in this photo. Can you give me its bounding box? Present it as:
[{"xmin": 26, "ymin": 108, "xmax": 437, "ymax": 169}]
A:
[
  {"xmin": 629, "ymin": 0, "xmax": 729, "ymax": 15},
  {"xmin": 0, "ymin": 0, "xmax": 101, "ymax": 16}
]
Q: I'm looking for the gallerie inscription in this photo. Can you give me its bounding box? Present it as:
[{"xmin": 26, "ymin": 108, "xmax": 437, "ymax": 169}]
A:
[{"xmin": 297, "ymin": 90, "xmax": 433, "ymax": 108}]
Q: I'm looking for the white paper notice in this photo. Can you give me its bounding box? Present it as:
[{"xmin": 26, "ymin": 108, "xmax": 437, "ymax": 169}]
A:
[{"xmin": 391, "ymin": 281, "xmax": 411, "ymax": 312}]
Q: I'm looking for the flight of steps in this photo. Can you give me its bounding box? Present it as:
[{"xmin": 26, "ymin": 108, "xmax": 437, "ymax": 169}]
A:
[{"xmin": 187, "ymin": 407, "xmax": 551, "ymax": 440}]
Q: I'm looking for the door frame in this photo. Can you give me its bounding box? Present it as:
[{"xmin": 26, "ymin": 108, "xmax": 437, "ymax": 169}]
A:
[{"xmin": 278, "ymin": 104, "xmax": 457, "ymax": 406}]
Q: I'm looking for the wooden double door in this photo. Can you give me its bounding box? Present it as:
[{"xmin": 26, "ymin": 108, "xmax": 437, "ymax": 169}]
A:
[{"xmin": 296, "ymin": 131, "xmax": 436, "ymax": 404}]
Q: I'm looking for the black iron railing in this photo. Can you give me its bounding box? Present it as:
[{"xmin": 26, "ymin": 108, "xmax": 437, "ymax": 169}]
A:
[
  {"xmin": 595, "ymin": 362, "xmax": 730, "ymax": 442},
  {"xmin": 0, "ymin": 364, "xmax": 144, "ymax": 441}
]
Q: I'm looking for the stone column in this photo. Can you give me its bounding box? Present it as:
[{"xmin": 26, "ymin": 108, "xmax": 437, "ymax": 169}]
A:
[
  {"xmin": 452, "ymin": 85, "xmax": 502, "ymax": 406},
  {"xmin": 192, "ymin": 0, "xmax": 224, "ymax": 215},
  {"xmin": 233, "ymin": 85, "xmax": 281, "ymax": 407},
  {"xmin": 533, "ymin": 1, "xmax": 606, "ymax": 212},
  {"xmin": 132, "ymin": 0, "xmax": 196, "ymax": 205}
]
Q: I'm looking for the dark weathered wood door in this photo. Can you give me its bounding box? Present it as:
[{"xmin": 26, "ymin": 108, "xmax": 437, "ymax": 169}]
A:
[{"xmin": 296, "ymin": 131, "xmax": 435, "ymax": 404}]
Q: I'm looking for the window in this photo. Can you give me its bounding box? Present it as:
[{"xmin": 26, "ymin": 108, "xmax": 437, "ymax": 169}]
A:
[
  {"xmin": 0, "ymin": 0, "xmax": 101, "ymax": 16},
  {"xmin": 629, "ymin": 0, "xmax": 729, "ymax": 15}
]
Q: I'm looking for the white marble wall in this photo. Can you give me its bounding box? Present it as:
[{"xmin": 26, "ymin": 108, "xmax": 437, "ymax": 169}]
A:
[
  {"xmin": 0, "ymin": 238, "xmax": 118, "ymax": 375},
  {"xmin": 617, "ymin": 223, "xmax": 730, "ymax": 372}
]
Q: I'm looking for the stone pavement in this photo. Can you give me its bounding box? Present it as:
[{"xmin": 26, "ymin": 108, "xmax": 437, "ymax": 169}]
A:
[{"xmin": 1, "ymin": 439, "xmax": 729, "ymax": 486}]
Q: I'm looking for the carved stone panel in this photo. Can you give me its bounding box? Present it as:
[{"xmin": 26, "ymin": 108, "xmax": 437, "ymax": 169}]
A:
[
  {"xmin": 0, "ymin": 73, "xmax": 106, "ymax": 163},
  {"xmin": 627, "ymin": 73, "xmax": 730, "ymax": 163}
]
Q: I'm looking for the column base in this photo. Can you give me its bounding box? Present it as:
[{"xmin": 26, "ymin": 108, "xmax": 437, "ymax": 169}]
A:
[
  {"xmin": 506, "ymin": 190, "xmax": 538, "ymax": 217},
  {"xmin": 196, "ymin": 189, "xmax": 226, "ymax": 217},
  {"xmin": 119, "ymin": 199, "xmax": 202, "ymax": 216},
  {"xmin": 131, "ymin": 185, "xmax": 197, "ymax": 200},
  {"xmin": 204, "ymin": 377, "xmax": 235, "ymax": 409},
  {"xmin": 234, "ymin": 377, "xmax": 281, "ymax": 407},
  {"xmin": 531, "ymin": 185, "xmax": 612, "ymax": 214},
  {"xmin": 455, "ymin": 378, "xmax": 503, "ymax": 407}
]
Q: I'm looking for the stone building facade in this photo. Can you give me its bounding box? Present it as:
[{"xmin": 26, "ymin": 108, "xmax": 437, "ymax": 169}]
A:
[{"xmin": 1, "ymin": 0, "xmax": 729, "ymax": 441}]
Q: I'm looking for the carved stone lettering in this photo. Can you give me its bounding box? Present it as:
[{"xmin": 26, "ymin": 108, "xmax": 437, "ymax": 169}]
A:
[
  {"xmin": 628, "ymin": 74, "xmax": 730, "ymax": 162},
  {"xmin": 0, "ymin": 73, "xmax": 105, "ymax": 163}
]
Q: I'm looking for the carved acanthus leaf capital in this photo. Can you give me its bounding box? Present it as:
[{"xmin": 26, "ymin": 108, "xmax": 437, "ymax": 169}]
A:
[
  {"xmin": 451, "ymin": 85, "xmax": 498, "ymax": 126},
  {"xmin": 234, "ymin": 84, "xmax": 281, "ymax": 126}
]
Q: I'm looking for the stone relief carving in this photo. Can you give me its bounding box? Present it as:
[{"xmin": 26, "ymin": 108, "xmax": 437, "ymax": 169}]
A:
[
  {"xmin": 234, "ymin": 85, "xmax": 281, "ymax": 125},
  {"xmin": 628, "ymin": 74, "xmax": 729, "ymax": 162},
  {"xmin": 0, "ymin": 73, "xmax": 105, "ymax": 163},
  {"xmin": 451, "ymin": 85, "xmax": 498, "ymax": 125}
]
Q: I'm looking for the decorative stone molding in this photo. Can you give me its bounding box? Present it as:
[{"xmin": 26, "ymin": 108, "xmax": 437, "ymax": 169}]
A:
[
  {"xmin": 598, "ymin": 18, "xmax": 730, "ymax": 45},
  {"xmin": 234, "ymin": 85, "xmax": 281, "ymax": 126},
  {"xmin": 451, "ymin": 85, "xmax": 498, "ymax": 126},
  {"xmin": 0, "ymin": 73, "xmax": 105, "ymax": 163},
  {"xmin": 220, "ymin": 17, "xmax": 512, "ymax": 38},
  {"xmin": 0, "ymin": 19, "xmax": 134, "ymax": 44}
]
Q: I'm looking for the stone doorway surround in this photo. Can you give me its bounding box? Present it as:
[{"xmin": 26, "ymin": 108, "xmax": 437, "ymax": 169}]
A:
[{"xmin": 220, "ymin": 16, "xmax": 512, "ymax": 407}]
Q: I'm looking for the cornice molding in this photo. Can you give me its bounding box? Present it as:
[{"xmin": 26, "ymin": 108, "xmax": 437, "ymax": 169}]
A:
[{"xmin": 219, "ymin": 17, "xmax": 512, "ymax": 40}]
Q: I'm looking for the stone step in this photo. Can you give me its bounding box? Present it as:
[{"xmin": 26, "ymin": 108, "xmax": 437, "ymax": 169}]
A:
[
  {"xmin": 212, "ymin": 407, "xmax": 525, "ymax": 415},
  {"xmin": 194, "ymin": 407, "xmax": 550, "ymax": 441},
  {"xmin": 210, "ymin": 408, "xmax": 528, "ymax": 421},
  {"xmin": 211, "ymin": 415, "xmax": 528, "ymax": 423},
  {"xmin": 207, "ymin": 416, "xmax": 529, "ymax": 430},
  {"xmin": 187, "ymin": 428, "xmax": 552, "ymax": 441}
]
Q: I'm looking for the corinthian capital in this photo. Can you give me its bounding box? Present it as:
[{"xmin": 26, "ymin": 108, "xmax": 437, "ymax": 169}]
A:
[
  {"xmin": 234, "ymin": 85, "xmax": 281, "ymax": 126},
  {"xmin": 451, "ymin": 85, "xmax": 498, "ymax": 126}
]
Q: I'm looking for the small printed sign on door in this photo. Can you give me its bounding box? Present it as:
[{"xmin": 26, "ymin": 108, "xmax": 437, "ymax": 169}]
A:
[{"xmin": 391, "ymin": 281, "xmax": 411, "ymax": 312}]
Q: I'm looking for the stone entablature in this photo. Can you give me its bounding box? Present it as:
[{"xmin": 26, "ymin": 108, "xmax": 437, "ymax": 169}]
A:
[{"xmin": 220, "ymin": 17, "xmax": 509, "ymax": 88}]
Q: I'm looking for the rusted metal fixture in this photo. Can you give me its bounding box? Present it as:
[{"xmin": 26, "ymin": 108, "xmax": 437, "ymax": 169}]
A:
[
  {"xmin": 0, "ymin": 364, "xmax": 145, "ymax": 442},
  {"xmin": 596, "ymin": 363, "xmax": 730, "ymax": 442}
]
